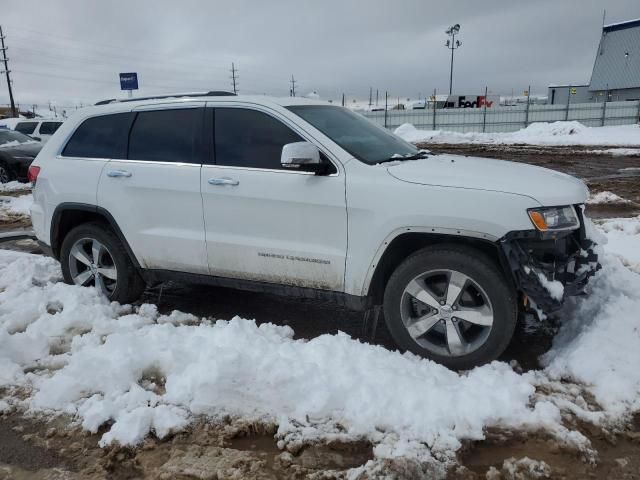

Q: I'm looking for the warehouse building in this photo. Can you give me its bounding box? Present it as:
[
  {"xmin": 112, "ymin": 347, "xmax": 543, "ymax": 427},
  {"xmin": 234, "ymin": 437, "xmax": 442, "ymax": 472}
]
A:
[{"xmin": 549, "ymin": 18, "xmax": 640, "ymax": 104}]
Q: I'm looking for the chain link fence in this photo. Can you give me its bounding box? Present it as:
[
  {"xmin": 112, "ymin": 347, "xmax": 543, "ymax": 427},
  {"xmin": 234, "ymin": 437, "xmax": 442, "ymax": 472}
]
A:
[{"xmin": 360, "ymin": 100, "xmax": 640, "ymax": 133}]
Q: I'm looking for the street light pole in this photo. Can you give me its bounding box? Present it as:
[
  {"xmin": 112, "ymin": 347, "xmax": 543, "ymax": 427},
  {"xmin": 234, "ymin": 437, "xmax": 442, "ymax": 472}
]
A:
[{"xmin": 445, "ymin": 24, "xmax": 462, "ymax": 96}]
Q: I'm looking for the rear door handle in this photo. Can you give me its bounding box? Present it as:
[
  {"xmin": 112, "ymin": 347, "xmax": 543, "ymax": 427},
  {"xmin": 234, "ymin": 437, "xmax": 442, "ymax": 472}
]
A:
[
  {"xmin": 208, "ymin": 177, "xmax": 239, "ymax": 186},
  {"xmin": 107, "ymin": 170, "xmax": 132, "ymax": 178}
]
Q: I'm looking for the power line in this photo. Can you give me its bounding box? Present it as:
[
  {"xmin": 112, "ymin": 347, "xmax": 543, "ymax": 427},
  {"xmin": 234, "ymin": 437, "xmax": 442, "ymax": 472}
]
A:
[
  {"xmin": 230, "ymin": 62, "xmax": 238, "ymax": 94},
  {"xmin": 0, "ymin": 25, "xmax": 17, "ymax": 117}
]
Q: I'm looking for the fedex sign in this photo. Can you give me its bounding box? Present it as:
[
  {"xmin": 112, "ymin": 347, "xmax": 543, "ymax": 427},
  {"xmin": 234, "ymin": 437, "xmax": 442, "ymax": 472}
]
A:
[{"xmin": 457, "ymin": 95, "xmax": 493, "ymax": 108}]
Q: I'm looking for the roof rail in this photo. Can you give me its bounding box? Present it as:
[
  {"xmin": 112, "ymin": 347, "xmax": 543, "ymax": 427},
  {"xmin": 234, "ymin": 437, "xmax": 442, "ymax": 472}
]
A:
[{"xmin": 94, "ymin": 91, "xmax": 237, "ymax": 106}]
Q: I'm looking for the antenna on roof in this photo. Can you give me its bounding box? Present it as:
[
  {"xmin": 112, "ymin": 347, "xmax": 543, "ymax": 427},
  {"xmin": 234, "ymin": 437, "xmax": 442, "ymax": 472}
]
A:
[{"xmin": 602, "ymin": 9, "xmax": 606, "ymax": 28}]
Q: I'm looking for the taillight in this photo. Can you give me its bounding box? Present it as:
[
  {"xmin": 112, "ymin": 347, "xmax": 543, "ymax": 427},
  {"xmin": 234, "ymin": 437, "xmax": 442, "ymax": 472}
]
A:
[{"xmin": 28, "ymin": 165, "xmax": 41, "ymax": 184}]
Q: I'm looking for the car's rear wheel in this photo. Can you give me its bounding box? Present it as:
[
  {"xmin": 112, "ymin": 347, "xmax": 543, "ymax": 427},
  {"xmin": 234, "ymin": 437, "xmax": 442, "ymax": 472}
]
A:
[
  {"xmin": 383, "ymin": 245, "xmax": 517, "ymax": 370},
  {"xmin": 60, "ymin": 222, "xmax": 146, "ymax": 304},
  {"xmin": 0, "ymin": 163, "xmax": 13, "ymax": 184}
]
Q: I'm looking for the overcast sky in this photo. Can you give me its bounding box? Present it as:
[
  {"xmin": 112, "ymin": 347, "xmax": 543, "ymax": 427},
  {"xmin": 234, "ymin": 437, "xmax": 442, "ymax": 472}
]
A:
[{"xmin": 2, "ymin": 0, "xmax": 639, "ymax": 109}]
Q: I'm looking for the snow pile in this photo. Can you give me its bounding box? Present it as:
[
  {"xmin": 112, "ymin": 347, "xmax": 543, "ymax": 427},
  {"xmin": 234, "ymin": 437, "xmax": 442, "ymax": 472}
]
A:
[
  {"xmin": 0, "ymin": 181, "xmax": 31, "ymax": 193},
  {"xmin": 587, "ymin": 191, "xmax": 632, "ymax": 205},
  {"xmin": 0, "ymin": 248, "xmax": 575, "ymax": 457},
  {"xmin": 592, "ymin": 216, "xmax": 640, "ymax": 273},
  {"xmin": 0, "ymin": 194, "xmax": 33, "ymax": 218},
  {"xmin": 543, "ymin": 216, "xmax": 640, "ymax": 416},
  {"xmin": 0, "ymin": 216, "xmax": 639, "ymax": 472},
  {"xmin": 544, "ymin": 254, "xmax": 640, "ymax": 415},
  {"xmin": 590, "ymin": 148, "xmax": 640, "ymax": 156},
  {"xmin": 395, "ymin": 122, "xmax": 640, "ymax": 147}
]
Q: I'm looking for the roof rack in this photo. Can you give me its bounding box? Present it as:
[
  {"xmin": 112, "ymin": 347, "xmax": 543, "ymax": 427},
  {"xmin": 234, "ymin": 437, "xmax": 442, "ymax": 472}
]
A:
[{"xmin": 95, "ymin": 91, "xmax": 236, "ymax": 106}]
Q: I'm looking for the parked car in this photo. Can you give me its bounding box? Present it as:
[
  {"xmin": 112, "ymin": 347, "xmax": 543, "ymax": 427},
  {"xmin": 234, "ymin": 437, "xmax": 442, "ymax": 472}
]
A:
[
  {"xmin": 0, "ymin": 130, "xmax": 42, "ymax": 183},
  {"xmin": 29, "ymin": 93, "xmax": 599, "ymax": 369},
  {"xmin": 14, "ymin": 119, "xmax": 64, "ymax": 143}
]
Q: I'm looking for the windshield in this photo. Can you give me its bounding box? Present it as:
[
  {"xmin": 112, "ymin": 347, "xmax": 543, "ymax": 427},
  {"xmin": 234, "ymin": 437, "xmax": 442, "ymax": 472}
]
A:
[
  {"xmin": 0, "ymin": 130, "xmax": 36, "ymax": 146},
  {"xmin": 287, "ymin": 105, "xmax": 418, "ymax": 164}
]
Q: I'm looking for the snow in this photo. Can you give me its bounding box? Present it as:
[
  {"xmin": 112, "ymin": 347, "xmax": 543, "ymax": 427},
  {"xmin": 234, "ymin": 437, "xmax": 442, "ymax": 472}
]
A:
[
  {"xmin": 587, "ymin": 191, "xmax": 631, "ymax": 205},
  {"xmin": 0, "ymin": 118, "xmax": 25, "ymax": 130},
  {"xmin": 394, "ymin": 122, "xmax": 640, "ymax": 147},
  {"xmin": 0, "ymin": 194, "xmax": 33, "ymax": 218},
  {"xmin": 536, "ymin": 273, "xmax": 564, "ymax": 301},
  {"xmin": 593, "ymin": 216, "xmax": 640, "ymax": 273},
  {"xmin": 543, "ymin": 215, "xmax": 640, "ymax": 416},
  {"xmin": 0, "ymin": 215, "xmax": 639, "ymax": 472},
  {"xmin": 0, "ymin": 253, "xmax": 568, "ymax": 454},
  {"xmin": 0, "ymin": 140, "xmax": 39, "ymax": 149},
  {"xmin": 0, "ymin": 181, "xmax": 31, "ymax": 193},
  {"xmin": 588, "ymin": 148, "xmax": 640, "ymax": 156}
]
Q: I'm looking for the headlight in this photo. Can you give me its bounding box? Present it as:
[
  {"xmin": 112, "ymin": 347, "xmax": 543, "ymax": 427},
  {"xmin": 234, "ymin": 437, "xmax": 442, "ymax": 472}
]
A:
[{"xmin": 527, "ymin": 206, "xmax": 580, "ymax": 232}]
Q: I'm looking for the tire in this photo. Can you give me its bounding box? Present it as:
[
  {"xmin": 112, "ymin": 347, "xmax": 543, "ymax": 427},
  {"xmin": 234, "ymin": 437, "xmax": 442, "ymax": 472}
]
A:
[
  {"xmin": 0, "ymin": 162, "xmax": 13, "ymax": 184},
  {"xmin": 383, "ymin": 245, "xmax": 517, "ymax": 370},
  {"xmin": 60, "ymin": 222, "xmax": 146, "ymax": 304}
]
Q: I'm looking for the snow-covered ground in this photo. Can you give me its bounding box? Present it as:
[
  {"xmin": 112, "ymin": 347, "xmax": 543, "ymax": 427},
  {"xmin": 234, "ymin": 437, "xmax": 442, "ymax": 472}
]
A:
[
  {"xmin": 594, "ymin": 216, "xmax": 640, "ymax": 274},
  {"xmin": 0, "ymin": 215, "xmax": 639, "ymax": 474},
  {"xmin": 587, "ymin": 191, "xmax": 632, "ymax": 205},
  {"xmin": 0, "ymin": 181, "xmax": 31, "ymax": 193},
  {"xmin": 395, "ymin": 122, "xmax": 640, "ymax": 147},
  {"xmin": 0, "ymin": 193, "xmax": 33, "ymax": 219}
]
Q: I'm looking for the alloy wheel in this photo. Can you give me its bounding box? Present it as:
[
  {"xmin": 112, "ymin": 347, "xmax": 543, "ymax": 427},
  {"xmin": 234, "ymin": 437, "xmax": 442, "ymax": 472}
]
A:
[
  {"xmin": 68, "ymin": 237, "xmax": 118, "ymax": 296},
  {"xmin": 400, "ymin": 269, "xmax": 494, "ymax": 357}
]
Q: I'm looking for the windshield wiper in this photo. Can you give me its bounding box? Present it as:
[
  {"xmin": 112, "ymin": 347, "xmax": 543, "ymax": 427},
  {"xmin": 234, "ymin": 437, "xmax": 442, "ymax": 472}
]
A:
[{"xmin": 378, "ymin": 150, "xmax": 430, "ymax": 164}]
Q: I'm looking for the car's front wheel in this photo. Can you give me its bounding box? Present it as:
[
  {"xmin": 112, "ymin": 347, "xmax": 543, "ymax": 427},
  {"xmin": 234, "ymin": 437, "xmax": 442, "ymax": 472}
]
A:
[
  {"xmin": 60, "ymin": 222, "xmax": 146, "ymax": 304},
  {"xmin": 383, "ymin": 245, "xmax": 517, "ymax": 370}
]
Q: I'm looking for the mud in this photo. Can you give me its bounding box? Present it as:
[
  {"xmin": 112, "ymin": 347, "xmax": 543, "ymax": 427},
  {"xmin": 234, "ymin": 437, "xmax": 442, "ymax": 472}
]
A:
[
  {"xmin": 2, "ymin": 147, "xmax": 640, "ymax": 478},
  {"xmin": 418, "ymin": 143, "xmax": 640, "ymax": 218},
  {"xmin": 0, "ymin": 414, "xmax": 375, "ymax": 479}
]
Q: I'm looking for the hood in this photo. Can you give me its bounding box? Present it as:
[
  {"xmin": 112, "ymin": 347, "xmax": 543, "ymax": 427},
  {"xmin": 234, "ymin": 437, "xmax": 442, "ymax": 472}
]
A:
[
  {"xmin": 385, "ymin": 154, "xmax": 589, "ymax": 206},
  {"xmin": 0, "ymin": 141, "xmax": 42, "ymax": 159}
]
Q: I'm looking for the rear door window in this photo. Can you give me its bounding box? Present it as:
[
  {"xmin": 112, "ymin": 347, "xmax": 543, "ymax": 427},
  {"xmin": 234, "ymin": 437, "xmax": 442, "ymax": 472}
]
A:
[
  {"xmin": 39, "ymin": 122, "xmax": 63, "ymax": 135},
  {"xmin": 63, "ymin": 113, "xmax": 134, "ymax": 159},
  {"xmin": 15, "ymin": 122, "xmax": 37, "ymax": 135},
  {"xmin": 128, "ymin": 108, "xmax": 201, "ymax": 163}
]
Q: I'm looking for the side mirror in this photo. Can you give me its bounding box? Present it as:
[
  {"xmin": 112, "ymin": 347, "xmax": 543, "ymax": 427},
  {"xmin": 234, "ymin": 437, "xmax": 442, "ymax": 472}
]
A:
[
  {"xmin": 31, "ymin": 136, "xmax": 42, "ymax": 142},
  {"xmin": 281, "ymin": 142, "xmax": 326, "ymax": 174}
]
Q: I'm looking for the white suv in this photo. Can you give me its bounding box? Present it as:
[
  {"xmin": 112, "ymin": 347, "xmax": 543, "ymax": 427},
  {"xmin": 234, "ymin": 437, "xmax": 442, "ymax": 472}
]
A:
[
  {"xmin": 14, "ymin": 119, "xmax": 64, "ymax": 143},
  {"xmin": 29, "ymin": 92, "xmax": 599, "ymax": 369}
]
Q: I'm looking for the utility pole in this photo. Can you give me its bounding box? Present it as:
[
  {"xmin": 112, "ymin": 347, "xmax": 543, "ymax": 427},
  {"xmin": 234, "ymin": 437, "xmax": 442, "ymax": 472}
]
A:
[
  {"xmin": 524, "ymin": 85, "xmax": 531, "ymax": 127},
  {"xmin": 341, "ymin": 93, "xmax": 345, "ymax": 106},
  {"xmin": 290, "ymin": 75, "xmax": 297, "ymax": 97},
  {"xmin": 444, "ymin": 24, "xmax": 462, "ymax": 95},
  {"xmin": 0, "ymin": 26, "xmax": 17, "ymax": 117},
  {"xmin": 369, "ymin": 87, "xmax": 372, "ymax": 107},
  {"xmin": 230, "ymin": 63, "xmax": 238, "ymax": 94},
  {"xmin": 376, "ymin": 89, "xmax": 379, "ymax": 106},
  {"xmin": 384, "ymin": 91, "xmax": 388, "ymax": 128}
]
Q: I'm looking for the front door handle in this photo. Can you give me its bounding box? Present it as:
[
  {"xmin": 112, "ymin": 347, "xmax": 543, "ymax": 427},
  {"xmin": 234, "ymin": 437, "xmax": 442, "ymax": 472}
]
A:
[
  {"xmin": 208, "ymin": 177, "xmax": 239, "ymax": 186},
  {"xmin": 107, "ymin": 170, "xmax": 132, "ymax": 178}
]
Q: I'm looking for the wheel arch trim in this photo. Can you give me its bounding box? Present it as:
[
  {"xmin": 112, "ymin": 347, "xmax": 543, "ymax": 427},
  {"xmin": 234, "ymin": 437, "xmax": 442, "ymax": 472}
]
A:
[
  {"xmin": 50, "ymin": 202, "xmax": 141, "ymax": 269},
  {"xmin": 361, "ymin": 226, "xmax": 503, "ymax": 299}
]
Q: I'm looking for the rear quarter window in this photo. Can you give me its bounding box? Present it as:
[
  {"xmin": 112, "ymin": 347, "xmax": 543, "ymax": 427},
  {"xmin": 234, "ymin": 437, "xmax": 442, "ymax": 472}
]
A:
[
  {"xmin": 15, "ymin": 122, "xmax": 37, "ymax": 135},
  {"xmin": 39, "ymin": 122, "xmax": 63, "ymax": 135},
  {"xmin": 62, "ymin": 113, "xmax": 134, "ymax": 159}
]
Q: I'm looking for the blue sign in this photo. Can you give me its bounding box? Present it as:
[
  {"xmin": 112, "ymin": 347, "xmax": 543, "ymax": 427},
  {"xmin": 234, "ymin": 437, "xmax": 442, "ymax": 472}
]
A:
[{"xmin": 119, "ymin": 72, "xmax": 139, "ymax": 90}]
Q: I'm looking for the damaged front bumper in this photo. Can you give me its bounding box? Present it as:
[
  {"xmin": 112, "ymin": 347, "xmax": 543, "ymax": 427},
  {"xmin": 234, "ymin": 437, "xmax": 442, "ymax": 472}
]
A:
[{"xmin": 499, "ymin": 209, "xmax": 600, "ymax": 314}]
